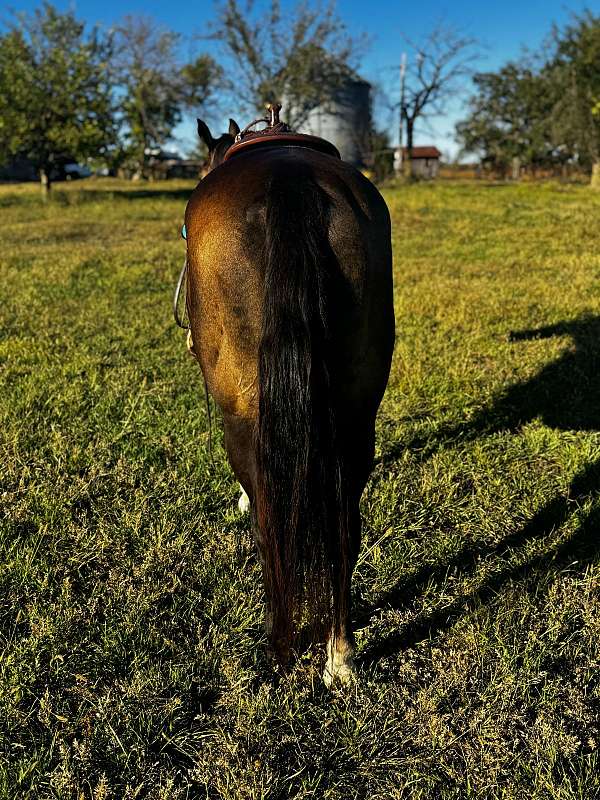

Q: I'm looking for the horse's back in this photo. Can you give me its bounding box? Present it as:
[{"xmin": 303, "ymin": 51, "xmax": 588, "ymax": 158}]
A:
[{"xmin": 185, "ymin": 147, "xmax": 394, "ymax": 421}]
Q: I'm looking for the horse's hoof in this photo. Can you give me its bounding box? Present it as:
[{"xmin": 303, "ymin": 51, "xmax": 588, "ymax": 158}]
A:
[{"xmin": 238, "ymin": 488, "xmax": 250, "ymax": 513}]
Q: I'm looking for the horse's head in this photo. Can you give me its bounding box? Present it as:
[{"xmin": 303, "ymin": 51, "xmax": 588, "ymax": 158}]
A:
[{"xmin": 197, "ymin": 118, "xmax": 240, "ymax": 172}]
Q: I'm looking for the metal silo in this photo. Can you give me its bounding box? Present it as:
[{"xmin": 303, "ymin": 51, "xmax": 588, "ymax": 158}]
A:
[{"xmin": 296, "ymin": 78, "xmax": 371, "ymax": 167}]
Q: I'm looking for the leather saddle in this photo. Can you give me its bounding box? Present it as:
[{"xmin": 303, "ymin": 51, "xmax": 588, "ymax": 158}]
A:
[{"xmin": 223, "ymin": 103, "xmax": 341, "ymax": 163}]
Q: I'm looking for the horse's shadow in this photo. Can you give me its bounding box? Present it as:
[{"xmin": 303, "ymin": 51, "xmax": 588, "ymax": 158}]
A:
[
  {"xmin": 361, "ymin": 314, "xmax": 600, "ymax": 663},
  {"xmin": 385, "ymin": 314, "xmax": 600, "ymax": 462}
]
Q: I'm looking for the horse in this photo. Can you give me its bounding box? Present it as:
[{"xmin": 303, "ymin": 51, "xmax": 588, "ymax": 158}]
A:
[{"xmin": 184, "ymin": 114, "xmax": 394, "ymax": 685}]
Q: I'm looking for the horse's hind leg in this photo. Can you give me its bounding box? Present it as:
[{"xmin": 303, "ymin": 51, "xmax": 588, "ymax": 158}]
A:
[
  {"xmin": 323, "ymin": 426, "xmax": 374, "ymax": 687},
  {"xmin": 323, "ymin": 501, "xmax": 361, "ymax": 687},
  {"xmin": 222, "ymin": 413, "xmax": 271, "ymax": 635},
  {"xmin": 221, "ymin": 413, "xmax": 255, "ymax": 509}
]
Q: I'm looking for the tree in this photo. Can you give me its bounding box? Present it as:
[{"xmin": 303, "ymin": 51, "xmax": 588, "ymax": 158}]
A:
[
  {"xmin": 456, "ymin": 63, "xmax": 560, "ymax": 177},
  {"xmin": 0, "ymin": 2, "xmax": 116, "ymax": 195},
  {"xmin": 210, "ymin": 0, "xmax": 365, "ymax": 128},
  {"xmin": 551, "ymin": 11, "xmax": 600, "ymax": 186},
  {"xmin": 455, "ymin": 12, "xmax": 600, "ymax": 184},
  {"xmin": 370, "ymin": 129, "xmax": 394, "ymax": 183},
  {"xmin": 112, "ymin": 16, "xmax": 222, "ymax": 175},
  {"xmin": 397, "ymin": 25, "xmax": 479, "ymax": 178}
]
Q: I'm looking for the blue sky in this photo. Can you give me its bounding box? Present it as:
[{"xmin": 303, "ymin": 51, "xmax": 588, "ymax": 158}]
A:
[{"xmin": 7, "ymin": 0, "xmax": 600, "ymax": 158}]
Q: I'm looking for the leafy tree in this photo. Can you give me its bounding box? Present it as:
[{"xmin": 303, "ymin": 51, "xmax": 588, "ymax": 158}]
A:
[
  {"xmin": 456, "ymin": 63, "xmax": 560, "ymax": 176},
  {"xmin": 0, "ymin": 2, "xmax": 116, "ymax": 195},
  {"xmin": 112, "ymin": 15, "xmax": 222, "ymax": 175},
  {"xmin": 551, "ymin": 11, "xmax": 600, "ymax": 185},
  {"xmin": 210, "ymin": 0, "xmax": 365, "ymax": 128},
  {"xmin": 456, "ymin": 12, "xmax": 600, "ymax": 184}
]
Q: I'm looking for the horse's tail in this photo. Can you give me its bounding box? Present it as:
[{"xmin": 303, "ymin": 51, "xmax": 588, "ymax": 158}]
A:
[{"xmin": 255, "ymin": 165, "xmax": 349, "ymax": 662}]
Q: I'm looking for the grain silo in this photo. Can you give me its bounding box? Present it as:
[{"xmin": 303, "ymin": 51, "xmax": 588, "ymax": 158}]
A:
[{"xmin": 295, "ymin": 78, "xmax": 372, "ymax": 167}]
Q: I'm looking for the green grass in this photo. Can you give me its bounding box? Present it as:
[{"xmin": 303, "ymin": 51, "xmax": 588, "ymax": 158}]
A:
[{"xmin": 1, "ymin": 177, "xmax": 600, "ymax": 799}]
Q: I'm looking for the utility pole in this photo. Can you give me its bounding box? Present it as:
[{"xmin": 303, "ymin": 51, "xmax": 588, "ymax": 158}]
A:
[{"xmin": 395, "ymin": 53, "xmax": 407, "ymax": 175}]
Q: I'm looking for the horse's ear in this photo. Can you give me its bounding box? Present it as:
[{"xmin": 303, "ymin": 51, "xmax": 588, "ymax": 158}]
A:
[
  {"xmin": 228, "ymin": 118, "xmax": 240, "ymax": 138},
  {"xmin": 197, "ymin": 119, "xmax": 215, "ymax": 150}
]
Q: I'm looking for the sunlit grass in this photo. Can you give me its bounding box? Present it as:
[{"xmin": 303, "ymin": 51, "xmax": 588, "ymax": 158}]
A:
[{"xmin": 1, "ymin": 177, "xmax": 600, "ymax": 799}]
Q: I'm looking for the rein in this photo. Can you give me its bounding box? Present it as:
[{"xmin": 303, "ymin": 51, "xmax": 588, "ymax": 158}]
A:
[
  {"xmin": 173, "ymin": 258, "xmax": 188, "ymax": 330},
  {"xmin": 173, "ymin": 225, "xmax": 188, "ymax": 330},
  {"xmin": 173, "ymin": 223, "xmax": 214, "ymax": 463}
]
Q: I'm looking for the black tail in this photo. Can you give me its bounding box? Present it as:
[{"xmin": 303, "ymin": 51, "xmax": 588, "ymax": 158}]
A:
[{"xmin": 255, "ymin": 165, "xmax": 349, "ymax": 662}]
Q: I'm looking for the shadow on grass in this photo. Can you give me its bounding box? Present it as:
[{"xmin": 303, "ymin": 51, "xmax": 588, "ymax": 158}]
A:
[
  {"xmin": 82, "ymin": 188, "xmax": 195, "ymax": 202},
  {"xmin": 360, "ymin": 459, "xmax": 600, "ymax": 664},
  {"xmin": 379, "ymin": 313, "xmax": 600, "ymax": 467},
  {"xmin": 0, "ymin": 186, "xmax": 195, "ymax": 208},
  {"xmin": 362, "ymin": 315, "xmax": 600, "ymax": 663}
]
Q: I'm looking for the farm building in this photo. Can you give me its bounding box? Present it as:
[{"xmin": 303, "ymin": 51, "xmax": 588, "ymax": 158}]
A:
[
  {"xmin": 143, "ymin": 148, "xmax": 203, "ymax": 180},
  {"xmin": 395, "ymin": 146, "xmax": 442, "ymax": 179},
  {"xmin": 295, "ymin": 78, "xmax": 372, "ymax": 167}
]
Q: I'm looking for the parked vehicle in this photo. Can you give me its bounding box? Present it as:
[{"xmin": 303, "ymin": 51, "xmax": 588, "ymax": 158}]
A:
[{"xmin": 50, "ymin": 162, "xmax": 92, "ymax": 181}]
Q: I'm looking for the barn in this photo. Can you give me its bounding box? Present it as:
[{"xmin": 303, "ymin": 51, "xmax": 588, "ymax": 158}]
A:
[{"xmin": 395, "ymin": 146, "xmax": 442, "ymax": 179}]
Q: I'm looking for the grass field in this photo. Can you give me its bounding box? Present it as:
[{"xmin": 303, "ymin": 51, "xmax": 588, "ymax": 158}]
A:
[{"xmin": 1, "ymin": 177, "xmax": 600, "ymax": 799}]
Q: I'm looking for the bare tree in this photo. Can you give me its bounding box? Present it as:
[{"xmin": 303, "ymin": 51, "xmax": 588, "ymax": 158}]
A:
[
  {"xmin": 209, "ymin": 0, "xmax": 366, "ymax": 128},
  {"xmin": 397, "ymin": 25, "xmax": 480, "ymax": 177}
]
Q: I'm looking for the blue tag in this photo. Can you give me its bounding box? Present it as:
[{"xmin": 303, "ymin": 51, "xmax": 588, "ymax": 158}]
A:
[{"xmin": 181, "ymin": 224, "xmax": 187, "ymax": 240}]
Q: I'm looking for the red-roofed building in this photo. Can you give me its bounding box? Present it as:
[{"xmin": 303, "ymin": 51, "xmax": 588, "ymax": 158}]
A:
[{"xmin": 394, "ymin": 146, "xmax": 442, "ymax": 179}]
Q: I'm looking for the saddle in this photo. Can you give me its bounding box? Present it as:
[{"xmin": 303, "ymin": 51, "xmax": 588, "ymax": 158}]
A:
[{"xmin": 223, "ymin": 103, "xmax": 341, "ymax": 162}]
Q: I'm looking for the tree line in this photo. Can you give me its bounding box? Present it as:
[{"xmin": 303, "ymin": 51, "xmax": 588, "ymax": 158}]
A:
[
  {"xmin": 1, "ymin": 1, "xmax": 599, "ymax": 192},
  {"xmin": 0, "ymin": 0, "xmax": 362, "ymax": 194},
  {"xmin": 456, "ymin": 11, "xmax": 600, "ymax": 185}
]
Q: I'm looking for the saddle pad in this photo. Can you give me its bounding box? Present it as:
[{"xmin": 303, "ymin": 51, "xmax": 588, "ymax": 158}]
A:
[{"xmin": 224, "ymin": 133, "xmax": 341, "ymax": 162}]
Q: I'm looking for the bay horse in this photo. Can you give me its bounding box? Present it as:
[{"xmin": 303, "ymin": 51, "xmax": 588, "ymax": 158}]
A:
[{"xmin": 184, "ymin": 115, "xmax": 394, "ymax": 685}]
